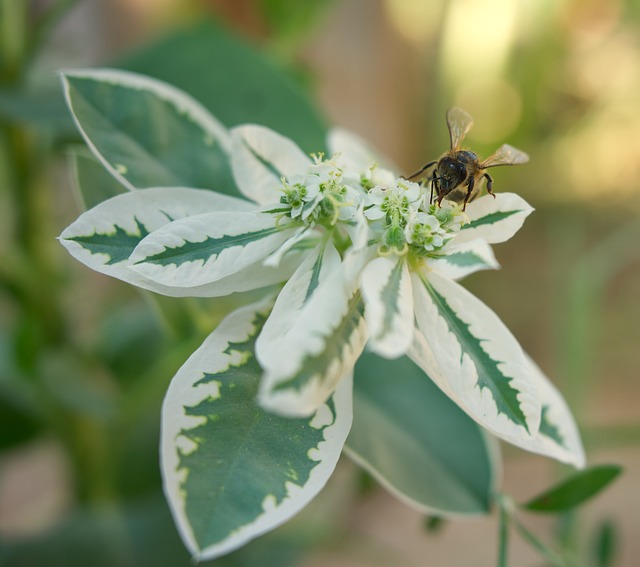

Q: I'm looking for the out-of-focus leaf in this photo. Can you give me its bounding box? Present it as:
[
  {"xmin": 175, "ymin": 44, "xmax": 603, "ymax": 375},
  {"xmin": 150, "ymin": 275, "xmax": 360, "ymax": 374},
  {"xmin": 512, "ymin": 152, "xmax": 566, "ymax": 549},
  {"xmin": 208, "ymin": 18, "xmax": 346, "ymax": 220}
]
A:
[
  {"xmin": 69, "ymin": 148, "xmax": 127, "ymax": 210},
  {"xmin": 0, "ymin": 331, "xmax": 41, "ymax": 447},
  {"xmin": 0, "ymin": 496, "xmax": 300, "ymax": 567},
  {"xmin": 98, "ymin": 302, "xmax": 166, "ymax": 386},
  {"xmin": 0, "ymin": 397, "xmax": 41, "ymax": 448},
  {"xmin": 345, "ymin": 352, "xmax": 498, "ymax": 516},
  {"xmin": 522, "ymin": 465, "xmax": 622, "ymax": 513},
  {"xmin": 591, "ymin": 519, "xmax": 617, "ymax": 567},
  {"xmin": 259, "ymin": 0, "xmax": 334, "ymax": 49},
  {"xmin": 424, "ymin": 515, "xmax": 446, "ymax": 533},
  {"xmin": 119, "ymin": 20, "xmax": 327, "ymax": 154},
  {"xmin": 0, "ymin": 84, "xmax": 74, "ymax": 132}
]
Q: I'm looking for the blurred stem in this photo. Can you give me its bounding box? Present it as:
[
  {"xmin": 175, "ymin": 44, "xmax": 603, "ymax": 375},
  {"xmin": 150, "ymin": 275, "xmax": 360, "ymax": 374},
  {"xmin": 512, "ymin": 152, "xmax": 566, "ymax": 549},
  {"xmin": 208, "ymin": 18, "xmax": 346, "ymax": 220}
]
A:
[
  {"xmin": 499, "ymin": 494, "xmax": 568, "ymax": 567},
  {"xmin": 497, "ymin": 497, "xmax": 509, "ymax": 567},
  {"xmin": 510, "ymin": 515, "xmax": 568, "ymax": 567}
]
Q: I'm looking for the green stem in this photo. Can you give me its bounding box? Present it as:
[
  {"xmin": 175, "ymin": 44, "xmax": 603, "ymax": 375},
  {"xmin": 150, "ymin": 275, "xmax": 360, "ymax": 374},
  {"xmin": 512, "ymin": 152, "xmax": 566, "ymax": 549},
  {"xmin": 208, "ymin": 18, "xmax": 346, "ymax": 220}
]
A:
[
  {"xmin": 499, "ymin": 493, "xmax": 568, "ymax": 567},
  {"xmin": 510, "ymin": 515, "xmax": 568, "ymax": 567},
  {"xmin": 498, "ymin": 498, "xmax": 510, "ymax": 567}
]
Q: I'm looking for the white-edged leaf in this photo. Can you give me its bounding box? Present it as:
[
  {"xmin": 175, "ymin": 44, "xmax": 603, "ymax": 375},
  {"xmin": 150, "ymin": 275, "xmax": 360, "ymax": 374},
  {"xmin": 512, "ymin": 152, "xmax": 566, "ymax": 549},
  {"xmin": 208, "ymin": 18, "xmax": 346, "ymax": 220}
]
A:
[
  {"xmin": 61, "ymin": 68, "xmax": 238, "ymax": 194},
  {"xmin": 258, "ymin": 248, "xmax": 369, "ymax": 418},
  {"xmin": 256, "ymin": 241, "xmax": 341, "ymax": 360},
  {"xmin": 262, "ymin": 225, "xmax": 317, "ymax": 268},
  {"xmin": 346, "ymin": 352, "xmax": 499, "ymax": 516},
  {"xmin": 59, "ymin": 187, "xmax": 285, "ymax": 296},
  {"xmin": 230, "ymin": 124, "xmax": 311, "ymax": 205},
  {"xmin": 327, "ymin": 127, "xmax": 397, "ymax": 175},
  {"xmin": 523, "ymin": 355, "xmax": 585, "ymax": 468},
  {"xmin": 161, "ymin": 297, "xmax": 352, "ymax": 561},
  {"xmin": 361, "ymin": 256, "xmax": 414, "ymax": 358},
  {"xmin": 456, "ymin": 193, "xmax": 534, "ymax": 244},
  {"xmin": 428, "ymin": 238, "xmax": 500, "ymax": 280},
  {"xmin": 129, "ymin": 212, "xmax": 296, "ymax": 288},
  {"xmin": 410, "ymin": 271, "xmax": 541, "ymax": 445}
]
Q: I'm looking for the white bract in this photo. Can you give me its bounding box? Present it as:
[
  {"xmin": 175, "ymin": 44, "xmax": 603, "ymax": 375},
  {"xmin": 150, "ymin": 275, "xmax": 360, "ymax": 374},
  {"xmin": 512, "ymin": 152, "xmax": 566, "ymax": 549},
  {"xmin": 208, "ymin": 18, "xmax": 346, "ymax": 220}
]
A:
[{"xmin": 58, "ymin": 69, "xmax": 585, "ymax": 562}]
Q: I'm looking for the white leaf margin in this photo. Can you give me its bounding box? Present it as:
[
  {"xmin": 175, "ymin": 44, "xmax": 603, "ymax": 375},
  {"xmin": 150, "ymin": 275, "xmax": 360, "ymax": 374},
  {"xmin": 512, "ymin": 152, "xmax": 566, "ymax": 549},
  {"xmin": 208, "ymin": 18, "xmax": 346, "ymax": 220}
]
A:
[
  {"xmin": 257, "ymin": 246, "xmax": 369, "ymax": 417},
  {"xmin": 522, "ymin": 355, "xmax": 586, "ymax": 468},
  {"xmin": 60, "ymin": 68, "xmax": 231, "ymax": 191},
  {"xmin": 128, "ymin": 211, "xmax": 296, "ymax": 288},
  {"xmin": 360, "ymin": 256, "xmax": 414, "ymax": 359},
  {"xmin": 161, "ymin": 297, "xmax": 354, "ymax": 561},
  {"xmin": 58, "ymin": 187, "xmax": 294, "ymax": 297},
  {"xmin": 428, "ymin": 238, "xmax": 500, "ymax": 281},
  {"xmin": 344, "ymin": 429, "xmax": 502, "ymax": 518},
  {"xmin": 410, "ymin": 271, "xmax": 542, "ymax": 446},
  {"xmin": 230, "ymin": 124, "xmax": 311, "ymax": 205},
  {"xmin": 456, "ymin": 192, "xmax": 534, "ymax": 245}
]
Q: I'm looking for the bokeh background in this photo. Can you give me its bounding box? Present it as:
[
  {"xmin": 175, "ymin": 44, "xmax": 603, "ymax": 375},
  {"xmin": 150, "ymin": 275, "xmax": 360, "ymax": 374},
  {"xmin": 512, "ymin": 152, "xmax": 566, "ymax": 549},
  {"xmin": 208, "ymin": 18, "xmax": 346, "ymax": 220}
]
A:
[{"xmin": 1, "ymin": 1, "xmax": 639, "ymax": 565}]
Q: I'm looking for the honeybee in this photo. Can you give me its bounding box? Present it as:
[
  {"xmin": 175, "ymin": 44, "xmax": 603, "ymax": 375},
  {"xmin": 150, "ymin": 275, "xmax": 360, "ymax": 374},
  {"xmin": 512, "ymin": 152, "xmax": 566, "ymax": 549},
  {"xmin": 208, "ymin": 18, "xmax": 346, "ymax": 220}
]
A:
[{"xmin": 407, "ymin": 107, "xmax": 529, "ymax": 210}]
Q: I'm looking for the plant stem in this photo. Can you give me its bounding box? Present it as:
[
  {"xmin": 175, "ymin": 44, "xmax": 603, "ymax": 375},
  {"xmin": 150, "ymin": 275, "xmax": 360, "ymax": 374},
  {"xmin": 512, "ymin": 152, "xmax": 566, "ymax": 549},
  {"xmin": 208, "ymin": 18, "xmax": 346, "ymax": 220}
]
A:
[{"xmin": 498, "ymin": 498, "xmax": 510, "ymax": 567}]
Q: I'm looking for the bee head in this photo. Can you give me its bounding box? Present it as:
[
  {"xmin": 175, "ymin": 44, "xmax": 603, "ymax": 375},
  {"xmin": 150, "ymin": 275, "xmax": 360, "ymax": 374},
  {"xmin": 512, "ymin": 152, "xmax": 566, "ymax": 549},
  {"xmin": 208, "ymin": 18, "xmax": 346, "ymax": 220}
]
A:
[{"xmin": 436, "ymin": 157, "xmax": 467, "ymax": 195}]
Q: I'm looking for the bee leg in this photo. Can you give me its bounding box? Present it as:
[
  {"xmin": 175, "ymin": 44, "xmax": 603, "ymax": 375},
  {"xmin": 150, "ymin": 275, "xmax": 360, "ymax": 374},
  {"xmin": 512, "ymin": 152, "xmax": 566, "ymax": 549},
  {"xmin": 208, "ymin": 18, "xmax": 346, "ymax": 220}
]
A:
[
  {"xmin": 405, "ymin": 160, "xmax": 437, "ymax": 180},
  {"xmin": 483, "ymin": 173, "xmax": 496, "ymax": 198},
  {"xmin": 430, "ymin": 169, "xmax": 437, "ymax": 204},
  {"xmin": 462, "ymin": 176, "xmax": 475, "ymax": 211}
]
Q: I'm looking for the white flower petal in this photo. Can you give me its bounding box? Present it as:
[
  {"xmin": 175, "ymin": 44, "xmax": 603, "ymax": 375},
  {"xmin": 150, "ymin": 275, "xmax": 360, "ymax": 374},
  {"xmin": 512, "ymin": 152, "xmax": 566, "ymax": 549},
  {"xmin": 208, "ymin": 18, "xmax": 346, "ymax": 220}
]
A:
[
  {"xmin": 230, "ymin": 124, "xmax": 311, "ymax": 205},
  {"xmin": 361, "ymin": 257, "xmax": 414, "ymax": 358}
]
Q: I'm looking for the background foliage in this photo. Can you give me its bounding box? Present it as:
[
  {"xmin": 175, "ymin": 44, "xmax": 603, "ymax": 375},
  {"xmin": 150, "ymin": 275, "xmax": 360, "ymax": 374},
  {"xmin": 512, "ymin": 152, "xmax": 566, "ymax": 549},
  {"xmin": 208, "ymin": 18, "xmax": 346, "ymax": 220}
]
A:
[{"xmin": 1, "ymin": 0, "xmax": 638, "ymax": 565}]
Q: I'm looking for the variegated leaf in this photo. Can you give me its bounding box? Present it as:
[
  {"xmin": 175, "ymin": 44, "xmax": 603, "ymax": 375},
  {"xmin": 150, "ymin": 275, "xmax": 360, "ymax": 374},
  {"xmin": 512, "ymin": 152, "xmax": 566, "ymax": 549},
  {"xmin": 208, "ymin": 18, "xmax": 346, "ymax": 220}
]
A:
[
  {"xmin": 230, "ymin": 124, "xmax": 311, "ymax": 205},
  {"xmin": 521, "ymin": 355, "xmax": 585, "ymax": 468},
  {"xmin": 257, "ymin": 249, "xmax": 369, "ymax": 418},
  {"xmin": 162, "ymin": 298, "xmax": 352, "ymax": 561},
  {"xmin": 456, "ymin": 193, "xmax": 534, "ymax": 245},
  {"xmin": 427, "ymin": 238, "xmax": 499, "ymax": 281},
  {"xmin": 59, "ymin": 188, "xmax": 296, "ymax": 297},
  {"xmin": 360, "ymin": 256, "xmax": 414, "ymax": 358},
  {"xmin": 346, "ymin": 352, "xmax": 499, "ymax": 516},
  {"xmin": 256, "ymin": 242, "xmax": 341, "ymax": 359},
  {"xmin": 61, "ymin": 69, "xmax": 238, "ymax": 194},
  {"xmin": 129, "ymin": 212, "xmax": 296, "ymax": 288},
  {"xmin": 410, "ymin": 271, "xmax": 541, "ymax": 444}
]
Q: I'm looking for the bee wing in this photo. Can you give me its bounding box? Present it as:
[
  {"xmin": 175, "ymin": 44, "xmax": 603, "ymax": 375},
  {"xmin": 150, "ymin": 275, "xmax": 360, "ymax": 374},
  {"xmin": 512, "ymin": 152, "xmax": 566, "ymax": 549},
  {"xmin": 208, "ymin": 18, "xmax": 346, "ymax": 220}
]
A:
[
  {"xmin": 447, "ymin": 107, "xmax": 474, "ymax": 150},
  {"xmin": 481, "ymin": 144, "xmax": 529, "ymax": 168}
]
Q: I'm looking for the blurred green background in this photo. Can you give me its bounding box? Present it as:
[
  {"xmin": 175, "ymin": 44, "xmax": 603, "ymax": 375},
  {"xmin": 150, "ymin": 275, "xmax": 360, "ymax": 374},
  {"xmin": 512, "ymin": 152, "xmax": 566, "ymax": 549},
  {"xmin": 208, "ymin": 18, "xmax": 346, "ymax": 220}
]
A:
[{"xmin": 1, "ymin": 1, "xmax": 639, "ymax": 566}]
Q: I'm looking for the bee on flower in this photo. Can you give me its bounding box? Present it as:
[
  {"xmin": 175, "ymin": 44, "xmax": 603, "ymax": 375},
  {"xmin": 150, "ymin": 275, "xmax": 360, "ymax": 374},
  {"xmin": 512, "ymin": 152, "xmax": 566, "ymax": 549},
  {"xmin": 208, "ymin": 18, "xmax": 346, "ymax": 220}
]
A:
[{"xmin": 59, "ymin": 69, "xmax": 584, "ymax": 563}]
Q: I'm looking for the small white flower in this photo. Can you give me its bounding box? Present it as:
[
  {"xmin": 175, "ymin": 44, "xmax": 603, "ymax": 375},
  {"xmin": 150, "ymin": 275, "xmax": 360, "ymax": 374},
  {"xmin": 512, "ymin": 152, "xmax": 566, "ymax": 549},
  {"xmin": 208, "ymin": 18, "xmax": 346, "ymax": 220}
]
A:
[
  {"xmin": 404, "ymin": 211, "xmax": 447, "ymax": 251},
  {"xmin": 364, "ymin": 178, "xmax": 422, "ymax": 222}
]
